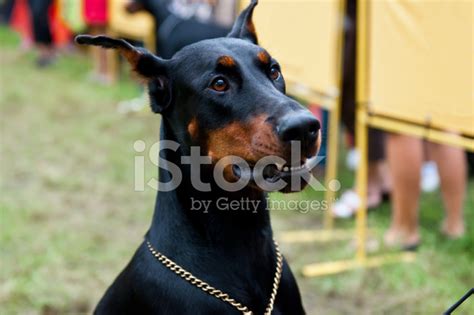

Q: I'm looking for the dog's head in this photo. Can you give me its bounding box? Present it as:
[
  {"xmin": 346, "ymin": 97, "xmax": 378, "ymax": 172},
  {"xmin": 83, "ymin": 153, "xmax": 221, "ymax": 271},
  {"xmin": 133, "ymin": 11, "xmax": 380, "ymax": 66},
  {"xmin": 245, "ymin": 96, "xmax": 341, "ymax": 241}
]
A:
[{"xmin": 76, "ymin": 0, "xmax": 321, "ymax": 192}]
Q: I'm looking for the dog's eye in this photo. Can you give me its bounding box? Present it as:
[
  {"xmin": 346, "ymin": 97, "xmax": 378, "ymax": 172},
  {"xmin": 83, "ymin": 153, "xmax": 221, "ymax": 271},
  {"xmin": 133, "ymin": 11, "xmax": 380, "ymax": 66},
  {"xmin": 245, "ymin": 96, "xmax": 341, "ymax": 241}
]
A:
[
  {"xmin": 269, "ymin": 66, "xmax": 281, "ymax": 81},
  {"xmin": 210, "ymin": 77, "xmax": 229, "ymax": 92}
]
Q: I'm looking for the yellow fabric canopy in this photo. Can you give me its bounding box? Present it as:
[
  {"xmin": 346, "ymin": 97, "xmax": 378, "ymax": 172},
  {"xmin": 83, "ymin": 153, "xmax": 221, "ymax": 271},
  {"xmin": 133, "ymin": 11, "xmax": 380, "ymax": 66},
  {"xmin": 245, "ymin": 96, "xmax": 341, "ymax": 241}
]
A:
[
  {"xmin": 246, "ymin": 0, "xmax": 342, "ymax": 99},
  {"xmin": 367, "ymin": 0, "xmax": 474, "ymax": 136}
]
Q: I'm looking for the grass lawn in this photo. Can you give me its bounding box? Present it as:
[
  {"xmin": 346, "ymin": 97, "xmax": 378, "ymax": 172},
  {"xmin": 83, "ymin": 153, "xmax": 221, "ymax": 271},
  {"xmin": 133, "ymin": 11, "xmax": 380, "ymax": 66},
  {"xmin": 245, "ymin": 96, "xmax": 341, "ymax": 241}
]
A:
[{"xmin": 1, "ymin": 27, "xmax": 473, "ymax": 314}]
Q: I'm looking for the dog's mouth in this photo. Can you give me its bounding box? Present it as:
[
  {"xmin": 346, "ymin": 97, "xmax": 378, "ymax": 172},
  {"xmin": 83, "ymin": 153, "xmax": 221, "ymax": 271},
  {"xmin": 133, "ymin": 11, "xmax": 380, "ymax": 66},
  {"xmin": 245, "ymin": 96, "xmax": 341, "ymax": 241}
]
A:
[{"xmin": 231, "ymin": 154, "xmax": 320, "ymax": 189}]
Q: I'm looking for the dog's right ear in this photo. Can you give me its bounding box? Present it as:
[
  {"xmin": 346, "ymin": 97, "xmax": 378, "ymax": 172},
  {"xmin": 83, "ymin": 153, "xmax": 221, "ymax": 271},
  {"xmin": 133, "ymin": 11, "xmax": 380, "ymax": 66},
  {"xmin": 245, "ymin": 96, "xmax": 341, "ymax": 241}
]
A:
[
  {"xmin": 75, "ymin": 35, "xmax": 172, "ymax": 113},
  {"xmin": 227, "ymin": 0, "xmax": 259, "ymax": 44}
]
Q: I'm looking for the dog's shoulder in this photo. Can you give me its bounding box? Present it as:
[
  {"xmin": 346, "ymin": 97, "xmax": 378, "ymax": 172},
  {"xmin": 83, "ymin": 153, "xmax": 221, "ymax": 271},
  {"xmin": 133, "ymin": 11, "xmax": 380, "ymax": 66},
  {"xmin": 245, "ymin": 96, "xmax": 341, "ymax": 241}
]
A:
[
  {"xmin": 94, "ymin": 242, "xmax": 229, "ymax": 314},
  {"xmin": 93, "ymin": 244, "xmax": 150, "ymax": 314}
]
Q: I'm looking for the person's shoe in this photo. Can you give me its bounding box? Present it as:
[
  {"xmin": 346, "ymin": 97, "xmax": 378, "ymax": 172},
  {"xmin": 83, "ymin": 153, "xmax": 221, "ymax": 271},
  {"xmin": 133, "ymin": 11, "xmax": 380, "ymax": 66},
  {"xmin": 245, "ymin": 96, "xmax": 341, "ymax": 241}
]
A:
[
  {"xmin": 331, "ymin": 189, "xmax": 389, "ymax": 218},
  {"xmin": 384, "ymin": 229, "xmax": 420, "ymax": 251},
  {"xmin": 345, "ymin": 148, "xmax": 359, "ymax": 171},
  {"xmin": 331, "ymin": 190, "xmax": 360, "ymax": 218},
  {"xmin": 36, "ymin": 55, "xmax": 56, "ymax": 68},
  {"xmin": 441, "ymin": 220, "xmax": 465, "ymax": 239}
]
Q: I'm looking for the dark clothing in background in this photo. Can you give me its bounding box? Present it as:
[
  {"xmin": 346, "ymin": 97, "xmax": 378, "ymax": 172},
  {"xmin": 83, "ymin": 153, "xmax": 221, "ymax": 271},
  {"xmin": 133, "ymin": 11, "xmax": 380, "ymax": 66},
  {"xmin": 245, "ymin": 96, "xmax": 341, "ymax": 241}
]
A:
[
  {"xmin": 467, "ymin": 152, "xmax": 474, "ymax": 177},
  {"xmin": 0, "ymin": 0, "xmax": 14, "ymax": 24},
  {"xmin": 28, "ymin": 0, "xmax": 53, "ymax": 45},
  {"xmin": 340, "ymin": 0, "xmax": 385, "ymax": 162}
]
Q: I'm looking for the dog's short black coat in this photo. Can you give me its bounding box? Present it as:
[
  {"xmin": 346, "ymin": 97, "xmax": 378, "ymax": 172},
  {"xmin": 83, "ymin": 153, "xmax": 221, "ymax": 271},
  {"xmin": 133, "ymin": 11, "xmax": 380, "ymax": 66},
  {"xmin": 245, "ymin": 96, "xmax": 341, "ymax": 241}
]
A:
[{"xmin": 76, "ymin": 1, "xmax": 321, "ymax": 314}]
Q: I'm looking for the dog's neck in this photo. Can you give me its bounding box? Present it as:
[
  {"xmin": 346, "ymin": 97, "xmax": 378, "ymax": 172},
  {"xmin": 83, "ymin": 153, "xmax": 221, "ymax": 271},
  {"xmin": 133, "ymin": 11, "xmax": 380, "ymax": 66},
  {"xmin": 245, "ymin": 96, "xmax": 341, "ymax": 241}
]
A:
[{"xmin": 147, "ymin": 120, "xmax": 273, "ymax": 251}]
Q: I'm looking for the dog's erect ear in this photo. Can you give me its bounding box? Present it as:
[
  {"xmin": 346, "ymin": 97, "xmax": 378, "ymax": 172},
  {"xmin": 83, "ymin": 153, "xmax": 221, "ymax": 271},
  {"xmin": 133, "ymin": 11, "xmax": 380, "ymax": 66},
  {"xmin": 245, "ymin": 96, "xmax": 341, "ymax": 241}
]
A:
[
  {"xmin": 227, "ymin": 0, "xmax": 258, "ymax": 44},
  {"xmin": 75, "ymin": 35, "xmax": 172, "ymax": 113},
  {"xmin": 75, "ymin": 35, "xmax": 167, "ymax": 79}
]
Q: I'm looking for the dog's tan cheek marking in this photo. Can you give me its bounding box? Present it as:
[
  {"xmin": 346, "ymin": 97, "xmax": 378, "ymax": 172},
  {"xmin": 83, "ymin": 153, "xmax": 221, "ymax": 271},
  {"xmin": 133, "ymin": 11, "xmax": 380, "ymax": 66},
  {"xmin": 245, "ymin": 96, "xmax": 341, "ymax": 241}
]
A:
[
  {"xmin": 206, "ymin": 115, "xmax": 283, "ymax": 165},
  {"xmin": 187, "ymin": 118, "xmax": 199, "ymax": 139},
  {"xmin": 207, "ymin": 121, "xmax": 254, "ymax": 162},
  {"xmin": 250, "ymin": 116, "xmax": 283, "ymax": 156}
]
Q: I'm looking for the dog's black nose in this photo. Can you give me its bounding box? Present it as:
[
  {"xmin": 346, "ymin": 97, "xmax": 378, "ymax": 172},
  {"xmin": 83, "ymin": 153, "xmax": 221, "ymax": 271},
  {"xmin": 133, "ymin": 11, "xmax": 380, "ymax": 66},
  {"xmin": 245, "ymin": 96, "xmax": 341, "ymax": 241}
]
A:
[{"xmin": 278, "ymin": 112, "xmax": 320, "ymax": 144}]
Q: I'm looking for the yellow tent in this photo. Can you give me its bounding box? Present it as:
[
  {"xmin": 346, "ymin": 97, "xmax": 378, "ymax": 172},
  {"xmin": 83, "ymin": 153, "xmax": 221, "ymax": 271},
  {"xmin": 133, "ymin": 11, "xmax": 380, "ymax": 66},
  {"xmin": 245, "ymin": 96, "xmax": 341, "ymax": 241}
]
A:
[{"xmin": 367, "ymin": 0, "xmax": 474, "ymax": 138}]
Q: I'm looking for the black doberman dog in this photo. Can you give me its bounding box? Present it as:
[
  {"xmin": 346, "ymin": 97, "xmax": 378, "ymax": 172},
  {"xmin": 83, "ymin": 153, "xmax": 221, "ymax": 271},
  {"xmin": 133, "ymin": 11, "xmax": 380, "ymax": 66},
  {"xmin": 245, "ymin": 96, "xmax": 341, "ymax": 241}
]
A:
[
  {"xmin": 128, "ymin": 0, "xmax": 230, "ymax": 58},
  {"xmin": 76, "ymin": 1, "xmax": 320, "ymax": 314}
]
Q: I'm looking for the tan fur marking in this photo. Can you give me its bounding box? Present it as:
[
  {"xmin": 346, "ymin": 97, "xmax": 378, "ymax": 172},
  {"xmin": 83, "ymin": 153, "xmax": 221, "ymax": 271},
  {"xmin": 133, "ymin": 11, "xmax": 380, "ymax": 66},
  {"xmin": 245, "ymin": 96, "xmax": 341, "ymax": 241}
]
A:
[
  {"xmin": 119, "ymin": 48, "xmax": 141, "ymax": 68},
  {"xmin": 187, "ymin": 118, "xmax": 199, "ymax": 139},
  {"xmin": 257, "ymin": 51, "xmax": 270, "ymax": 64},
  {"xmin": 207, "ymin": 115, "xmax": 282, "ymax": 182},
  {"xmin": 206, "ymin": 115, "xmax": 283, "ymax": 165},
  {"xmin": 217, "ymin": 55, "xmax": 236, "ymax": 67},
  {"xmin": 246, "ymin": 19, "xmax": 256, "ymax": 35}
]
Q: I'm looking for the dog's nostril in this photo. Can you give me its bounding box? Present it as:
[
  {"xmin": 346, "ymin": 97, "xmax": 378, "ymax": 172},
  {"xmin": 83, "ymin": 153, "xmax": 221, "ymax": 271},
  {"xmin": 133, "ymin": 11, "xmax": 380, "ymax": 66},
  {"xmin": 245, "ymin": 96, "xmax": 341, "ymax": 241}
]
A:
[
  {"xmin": 281, "ymin": 126, "xmax": 301, "ymax": 142},
  {"xmin": 308, "ymin": 120, "xmax": 321, "ymax": 137},
  {"xmin": 278, "ymin": 113, "xmax": 321, "ymax": 143}
]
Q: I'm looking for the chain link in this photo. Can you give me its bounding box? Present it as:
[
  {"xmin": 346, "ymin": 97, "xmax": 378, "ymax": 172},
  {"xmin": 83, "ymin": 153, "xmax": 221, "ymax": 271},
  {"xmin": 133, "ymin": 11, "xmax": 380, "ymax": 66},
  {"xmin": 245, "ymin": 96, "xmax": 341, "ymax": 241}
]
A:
[{"xmin": 146, "ymin": 239, "xmax": 283, "ymax": 315}]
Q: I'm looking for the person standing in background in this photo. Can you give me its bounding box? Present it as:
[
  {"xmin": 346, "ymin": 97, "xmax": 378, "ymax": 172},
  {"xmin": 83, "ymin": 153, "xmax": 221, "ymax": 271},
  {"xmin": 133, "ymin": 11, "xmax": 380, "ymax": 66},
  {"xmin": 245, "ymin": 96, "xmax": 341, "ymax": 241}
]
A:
[
  {"xmin": 384, "ymin": 137, "xmax": 466, "ymax": 249},
  {"xmin": 83, "ymin": 0, "xmax": 109, "ymax": 83},
  {"xmin": 28, "ymin": 0, "xmax": 55, "ymax": 67},
  {"xmin": 0, "ymin": 0, "xmax": 15, "ymax": 24},
  {"xmin": 332, "ymin": 0, "xmax": 391, "ymax": 218}
]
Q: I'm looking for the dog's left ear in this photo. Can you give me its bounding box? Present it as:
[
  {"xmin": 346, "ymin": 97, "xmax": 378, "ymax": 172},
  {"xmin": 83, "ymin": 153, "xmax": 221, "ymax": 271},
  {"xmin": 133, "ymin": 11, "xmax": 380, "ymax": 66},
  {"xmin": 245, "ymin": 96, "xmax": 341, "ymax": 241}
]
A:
[
  {"xmin": 227, "ymin": 0, "xmax": 258, "ymax": 45},
  {"xmin": 75, "ymin": 35, "xmax": 167, "ymax": 79},
  {"xmin": 75, "ymin": 35, "xmax": 172, "ymax": 113}
]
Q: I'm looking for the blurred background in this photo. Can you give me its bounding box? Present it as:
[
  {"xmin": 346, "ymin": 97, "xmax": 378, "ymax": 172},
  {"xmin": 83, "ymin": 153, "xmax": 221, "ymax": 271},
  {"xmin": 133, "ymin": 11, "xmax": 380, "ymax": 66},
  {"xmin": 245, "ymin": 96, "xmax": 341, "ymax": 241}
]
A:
[{"xmin": 1, "ymin": 0, "xmax": 473, "ymax": 314}]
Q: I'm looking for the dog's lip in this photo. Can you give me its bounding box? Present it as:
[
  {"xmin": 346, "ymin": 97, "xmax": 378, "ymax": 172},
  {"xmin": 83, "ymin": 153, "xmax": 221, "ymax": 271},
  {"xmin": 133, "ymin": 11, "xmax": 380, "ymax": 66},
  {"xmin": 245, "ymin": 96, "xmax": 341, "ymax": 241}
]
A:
[
  {"xmin": 271, "ymin": 154, "xmax": 319, "ymax": 179},
  {"xmin": 232, "ymin": 154, "xmax": 319, "ymax": 182}
]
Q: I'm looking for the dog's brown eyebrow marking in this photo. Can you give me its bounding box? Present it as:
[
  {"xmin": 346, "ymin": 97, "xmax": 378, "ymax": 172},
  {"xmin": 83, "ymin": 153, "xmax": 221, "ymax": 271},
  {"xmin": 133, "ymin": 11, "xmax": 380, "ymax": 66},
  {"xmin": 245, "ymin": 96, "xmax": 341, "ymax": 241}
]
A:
[
  {"xmin": 257, "ymin": 50, "xmax": 270, "ymax": 65},
  {"xmin": 217, "ymin": 55, "xmax": 236, "ymax": 67}
]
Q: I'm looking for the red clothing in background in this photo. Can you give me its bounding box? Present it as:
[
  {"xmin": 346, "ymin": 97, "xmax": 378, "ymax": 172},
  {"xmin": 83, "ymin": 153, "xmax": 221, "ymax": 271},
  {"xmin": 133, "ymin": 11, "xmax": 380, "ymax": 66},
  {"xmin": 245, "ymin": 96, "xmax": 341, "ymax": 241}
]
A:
[{"xmin": 83, "ymin": 0, "xmax": 107, "ymax": 26}]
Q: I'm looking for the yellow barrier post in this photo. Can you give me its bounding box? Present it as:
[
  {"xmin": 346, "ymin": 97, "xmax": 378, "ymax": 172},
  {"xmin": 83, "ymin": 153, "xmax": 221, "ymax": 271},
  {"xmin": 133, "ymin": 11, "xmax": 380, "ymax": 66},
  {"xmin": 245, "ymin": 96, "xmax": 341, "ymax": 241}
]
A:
[
  {"xmin": 323, "ymin": 0, "xmax": 346, "ymax": 230},
  {"xmin": 302, "ymin": 0, "xmax": 417, "ymax": 277},
  {"xmin": 354, "ymin": 108, "xmax": 368, "ymax": 263},
  {"xmin": 354, "ymin": 0, "xmax": 369, "ymax": 263}
]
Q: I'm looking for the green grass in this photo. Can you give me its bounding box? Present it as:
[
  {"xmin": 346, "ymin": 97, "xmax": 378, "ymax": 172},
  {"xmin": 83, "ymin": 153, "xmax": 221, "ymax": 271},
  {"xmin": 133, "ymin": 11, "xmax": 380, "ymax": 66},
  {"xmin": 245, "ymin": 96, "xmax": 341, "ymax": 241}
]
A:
[{"xmin": 1, "ymin": 27, "xmax": 473, "ymax": 314}]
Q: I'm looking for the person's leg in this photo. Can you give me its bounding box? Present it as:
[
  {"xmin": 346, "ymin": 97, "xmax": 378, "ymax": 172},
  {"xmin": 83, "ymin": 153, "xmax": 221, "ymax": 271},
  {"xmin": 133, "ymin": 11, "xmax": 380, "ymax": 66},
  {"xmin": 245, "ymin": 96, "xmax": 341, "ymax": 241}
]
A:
[
  {"xmin": 88, "ymin": 25, "xmax": 111, "ymax": 84},
  {"xmin": 427, "ymin": 142, "xmax": 466, "ymax": 238},
  {"xmin": 385, "ymin": 134, "xmax": 422, "ymax": 247},
  {"xmin": 367, "ymin": 129, "xmax": 390, "ymax": 207},
  {"xmin": 28, "ymin": 0, "xmax": 54, "ymax": 66},
  {"xmin": 366, "ymin": 162, "xmax": 386, "ymax": 207}
]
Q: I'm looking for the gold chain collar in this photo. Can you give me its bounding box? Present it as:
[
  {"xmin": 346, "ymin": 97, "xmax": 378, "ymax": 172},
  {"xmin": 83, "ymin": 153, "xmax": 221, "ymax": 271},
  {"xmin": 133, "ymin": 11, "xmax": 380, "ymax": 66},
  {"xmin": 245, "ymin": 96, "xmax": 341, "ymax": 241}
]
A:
[{"xmin": 146, "ymin": 239, "xmax": 283, "ymax": 315}]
